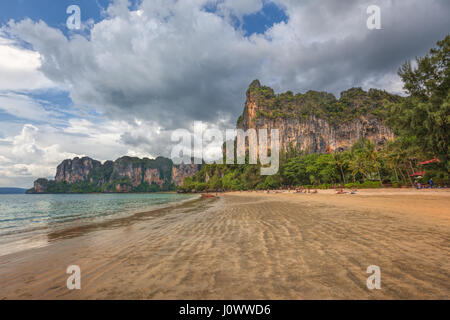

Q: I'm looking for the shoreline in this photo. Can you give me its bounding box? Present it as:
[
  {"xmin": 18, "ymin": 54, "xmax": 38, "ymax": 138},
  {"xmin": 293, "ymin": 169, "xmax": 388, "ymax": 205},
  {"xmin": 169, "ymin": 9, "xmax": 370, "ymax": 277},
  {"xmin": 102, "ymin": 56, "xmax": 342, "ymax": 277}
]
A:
[
  {"xmin": 0, "ymin": 189, "xmax": 449, "ymax": 299},
  {"xmin": 0, "ymin": 193, "xmax": 201, "ymax": 257}
]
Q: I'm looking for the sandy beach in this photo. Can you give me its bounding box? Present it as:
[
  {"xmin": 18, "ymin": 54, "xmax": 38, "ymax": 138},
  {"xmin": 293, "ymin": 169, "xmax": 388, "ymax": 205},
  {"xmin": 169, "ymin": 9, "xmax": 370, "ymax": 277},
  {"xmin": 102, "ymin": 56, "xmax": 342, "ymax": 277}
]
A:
[{"xmin": 0, "ymin": 189, "xmax": 449, "ymax": 300}]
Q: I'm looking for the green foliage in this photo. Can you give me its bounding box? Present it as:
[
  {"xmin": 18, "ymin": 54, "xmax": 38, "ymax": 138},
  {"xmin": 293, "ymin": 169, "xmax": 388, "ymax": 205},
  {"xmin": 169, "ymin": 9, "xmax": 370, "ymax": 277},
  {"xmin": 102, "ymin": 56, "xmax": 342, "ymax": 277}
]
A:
[
  {"xmin": 88, "ymin": 160, "xmax": 114, "ymax": 182},
  {"xmin": 181, "ymin": 133, "xmax": 448, "ymax": 192},
  {"xmin": 39, "ymin": 178, "xmax": 176, "ymax": 194},
  {"xmin": 344, "ymin": 181, "xmax": 381, "ymax": 189},
  {"xmin": 391, "ymin": 35, "xmax": 449, "ymax": 171},
  {"xmin": 242, "ymin": 80, "xmax": 402, "ymax": 127}
]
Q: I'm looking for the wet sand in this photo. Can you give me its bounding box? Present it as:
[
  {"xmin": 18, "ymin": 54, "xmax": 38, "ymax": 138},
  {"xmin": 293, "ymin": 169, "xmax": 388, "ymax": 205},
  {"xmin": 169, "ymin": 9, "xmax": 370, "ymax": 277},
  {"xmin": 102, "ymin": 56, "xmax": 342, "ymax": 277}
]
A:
[{"xmin": 0, "ymin": 189, "xmax": 449, "ymax": 299}]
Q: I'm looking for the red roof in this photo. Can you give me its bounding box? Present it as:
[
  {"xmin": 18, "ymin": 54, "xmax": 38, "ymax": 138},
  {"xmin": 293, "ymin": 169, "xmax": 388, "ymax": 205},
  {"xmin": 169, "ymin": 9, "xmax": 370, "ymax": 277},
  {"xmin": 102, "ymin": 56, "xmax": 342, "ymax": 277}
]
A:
[{"xmin": 420, "ymin": 157, "xmax": 440, "ymax": 165}]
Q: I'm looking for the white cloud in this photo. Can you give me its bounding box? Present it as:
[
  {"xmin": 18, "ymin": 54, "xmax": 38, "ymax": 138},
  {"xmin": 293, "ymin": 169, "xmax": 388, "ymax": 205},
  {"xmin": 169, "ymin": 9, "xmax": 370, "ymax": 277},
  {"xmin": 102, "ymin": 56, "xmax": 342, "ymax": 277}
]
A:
[
  {"xmin": 11, "ymin": 124, "xmax": 43, "ymax": 159},
  {"xmin": 0, "ymin": 92, "xmax": 50, "ymax": 121},
  {"xmin": 216, "ymin": 0, "xmax": 264, "ymax": 20},
  {"xmin": 0, "ymin": 124, "xmax": 79, "ymax": 187},
  {"xmin": 0, "ymin": 36, "xmax": 54, "ymax": 91}
]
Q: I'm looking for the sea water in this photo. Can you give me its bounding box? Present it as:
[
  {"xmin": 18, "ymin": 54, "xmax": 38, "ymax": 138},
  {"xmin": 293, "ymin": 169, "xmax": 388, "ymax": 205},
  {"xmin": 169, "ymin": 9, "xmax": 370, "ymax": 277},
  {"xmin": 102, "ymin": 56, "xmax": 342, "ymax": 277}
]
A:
[{"xmin": 0, "ymin": 193, "xmax": 195, "ymax": 256}]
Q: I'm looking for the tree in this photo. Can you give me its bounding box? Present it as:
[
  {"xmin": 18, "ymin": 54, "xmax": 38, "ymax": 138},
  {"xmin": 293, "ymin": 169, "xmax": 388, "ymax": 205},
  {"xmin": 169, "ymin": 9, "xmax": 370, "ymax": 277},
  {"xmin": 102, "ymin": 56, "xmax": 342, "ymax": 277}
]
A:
[
  {"xmin": 394, "ymin": 35, "xmax": 449, "ymax": 170},
  {"xmin": 363, "ymin": 140, "xmax": 383, "ymax": 185},
  {"xmin": 332, "ymin": 152, "xmax": 350, "ymax": 184}
]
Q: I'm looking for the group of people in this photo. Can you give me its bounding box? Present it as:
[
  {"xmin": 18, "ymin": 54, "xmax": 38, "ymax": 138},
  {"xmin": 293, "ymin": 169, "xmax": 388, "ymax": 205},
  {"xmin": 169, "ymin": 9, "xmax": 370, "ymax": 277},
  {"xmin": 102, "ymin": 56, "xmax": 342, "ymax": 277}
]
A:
[
  {"xmin": 414, "ymin": 178, "xmax": 434, "ymax": 189},
  {"xmin": 264, "ymin": 187, "xmax": 318, "ymax": 194},
  {"xmin": 335, "ymin": 188, "xmax": 358, "ymax": 195},
  {"xmin": 335, "ymin": 184, "xmax": 358, "ymax": 195},
  {"xmin": 294, "ymin": 187, "xmax": 318, "ymax": 194}
]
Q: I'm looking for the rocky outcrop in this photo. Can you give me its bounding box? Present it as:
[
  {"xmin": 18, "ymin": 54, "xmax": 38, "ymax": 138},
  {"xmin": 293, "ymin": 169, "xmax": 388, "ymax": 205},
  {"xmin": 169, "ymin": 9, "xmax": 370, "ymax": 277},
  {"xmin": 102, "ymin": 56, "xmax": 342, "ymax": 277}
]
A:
[
  {"xmin": 172, "ymin": 163, "xmax": 201, "ymax": 186},
  {"xmin": 239, "ymin": 113, "xmax": 394, "ymax": 154},
  {"xmin": 115, "ymin": 184, "xmax": 132, "ymax": 193},
  {"xmin": 144, "ymin": 168, "xmax": 164, "ymax": 187},
  {"xmin": 56, "ymin": 157, "xmax": 101, "ymax": 183},
  {"xmin": 29, "ymin": 156, "xmax": 200, "ymax": 193},
  {"xmin": 29, "ymin": 179, "xmax": 49, "ymax": 194},
  {"xmin": 237, "ymin": 80, "xmax": 398, "ymax": 153}
]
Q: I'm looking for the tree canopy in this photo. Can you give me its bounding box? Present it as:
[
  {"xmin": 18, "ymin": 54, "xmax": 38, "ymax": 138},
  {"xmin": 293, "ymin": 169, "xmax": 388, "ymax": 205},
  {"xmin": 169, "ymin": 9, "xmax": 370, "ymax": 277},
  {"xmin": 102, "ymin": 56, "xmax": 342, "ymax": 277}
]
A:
[{"xmin": 393, "ymin": 35, "xmax": 449, "ymax": 170}]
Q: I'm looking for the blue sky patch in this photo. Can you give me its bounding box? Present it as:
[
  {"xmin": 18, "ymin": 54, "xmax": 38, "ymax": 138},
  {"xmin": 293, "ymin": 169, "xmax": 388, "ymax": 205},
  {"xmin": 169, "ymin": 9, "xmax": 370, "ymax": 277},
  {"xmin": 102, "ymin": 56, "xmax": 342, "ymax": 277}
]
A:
[
  {"xmin": 242, "ymin": 1, "xmax": 288, "ymax": 36},
  {"xmin": 203, "ymin": 0, "xmax": 288, "ymax": 37}
]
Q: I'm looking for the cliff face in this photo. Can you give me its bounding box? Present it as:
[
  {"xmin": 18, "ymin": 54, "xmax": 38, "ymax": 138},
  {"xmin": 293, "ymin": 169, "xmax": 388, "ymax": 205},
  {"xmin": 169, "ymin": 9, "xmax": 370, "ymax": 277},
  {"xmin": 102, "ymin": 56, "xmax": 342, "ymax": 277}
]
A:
[
  {"xmin": 56, "ymin": 157, "xmax": 102, "ymax": 183},
  {"xmin": 172, "ymin": 163, "xmax": 202, "ymax": 186},
  {"xmin": 28, "ymin": 156, "xmax": 199, "ymax": 194},
  {"xmin": 33, "ymin": 179, "xmax": 49, "ymax": 194},
  {"xmin": 111, "ymin": 157, "xmax": 168, "ymax": 188},
  {"xmin": 237, "ymin": 80, "xmax": 398, "ymax": 153}
]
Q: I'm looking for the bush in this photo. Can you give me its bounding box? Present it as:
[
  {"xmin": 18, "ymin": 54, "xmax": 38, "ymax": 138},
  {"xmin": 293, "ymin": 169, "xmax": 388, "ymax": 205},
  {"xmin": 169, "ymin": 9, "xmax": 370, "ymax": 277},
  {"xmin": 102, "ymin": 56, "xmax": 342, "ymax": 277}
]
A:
[{"xmin": 344, "ymin": 181, "xmax": 381, "ymax": 189}]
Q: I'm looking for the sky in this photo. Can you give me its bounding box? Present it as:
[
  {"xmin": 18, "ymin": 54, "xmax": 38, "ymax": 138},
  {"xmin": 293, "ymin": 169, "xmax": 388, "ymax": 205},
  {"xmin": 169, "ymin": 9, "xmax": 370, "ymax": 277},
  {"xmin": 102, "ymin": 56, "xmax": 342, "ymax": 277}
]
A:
[{"xmin": 0, "ymin": 0, "xmax": 449, "ymax": 188}]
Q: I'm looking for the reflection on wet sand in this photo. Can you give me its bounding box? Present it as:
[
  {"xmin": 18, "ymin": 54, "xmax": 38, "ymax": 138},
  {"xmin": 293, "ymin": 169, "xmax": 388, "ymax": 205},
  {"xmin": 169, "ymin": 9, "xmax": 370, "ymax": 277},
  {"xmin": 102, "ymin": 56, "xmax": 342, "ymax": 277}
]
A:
[{"xmin": 45, "ymin": 197, "xmax": 207, "ymax": 242}]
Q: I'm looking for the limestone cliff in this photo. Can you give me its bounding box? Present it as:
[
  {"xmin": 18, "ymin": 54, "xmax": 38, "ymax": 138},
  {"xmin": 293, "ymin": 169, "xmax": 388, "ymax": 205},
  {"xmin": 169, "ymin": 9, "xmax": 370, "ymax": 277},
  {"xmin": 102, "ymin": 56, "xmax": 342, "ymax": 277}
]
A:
[
  {"xmin": 32, "ymin": 179, "xmax": 50, "ymax": 194},
  {"xmin": 28, "ymin": 156, "xmax": 199, "ymax": 193},
  {"xmin": 110, "ymin": 157, "xmax": 169, "ymax": 188},
  {"xmin": 56, "ymin": 157, "xmax": 102, "ymax": 183},
  {"xmin": 237, "ymin": 80, "xmax": 399, "ymax": 153},
  {"xmin": 172, "ymin": 163, "xmax": 202, "ymax": 187}
]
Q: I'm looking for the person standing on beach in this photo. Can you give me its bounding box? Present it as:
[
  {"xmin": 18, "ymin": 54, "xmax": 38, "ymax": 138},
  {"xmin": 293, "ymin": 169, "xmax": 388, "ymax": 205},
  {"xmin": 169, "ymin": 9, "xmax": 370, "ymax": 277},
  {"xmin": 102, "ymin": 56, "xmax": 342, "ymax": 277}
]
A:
[{"xmin": 429, "ymin": 178, "xmax": 434, "ymax": 188}]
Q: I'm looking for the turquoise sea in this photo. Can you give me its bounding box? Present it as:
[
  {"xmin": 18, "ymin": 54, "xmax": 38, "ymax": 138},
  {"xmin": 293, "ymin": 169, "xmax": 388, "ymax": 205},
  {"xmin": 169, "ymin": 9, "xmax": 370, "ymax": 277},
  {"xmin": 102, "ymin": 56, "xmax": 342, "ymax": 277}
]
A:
[{"xmin": 0, "ymin": 193, "xmax": 196, "ymax": 256}]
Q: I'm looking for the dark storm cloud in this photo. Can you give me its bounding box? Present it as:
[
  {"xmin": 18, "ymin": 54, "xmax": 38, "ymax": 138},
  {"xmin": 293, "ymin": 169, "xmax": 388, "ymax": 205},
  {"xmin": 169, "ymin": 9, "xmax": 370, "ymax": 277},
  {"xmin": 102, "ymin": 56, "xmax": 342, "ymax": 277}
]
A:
[{"xmin": 262, "ymin": 0, "xmax": 450, "ymax": 95}]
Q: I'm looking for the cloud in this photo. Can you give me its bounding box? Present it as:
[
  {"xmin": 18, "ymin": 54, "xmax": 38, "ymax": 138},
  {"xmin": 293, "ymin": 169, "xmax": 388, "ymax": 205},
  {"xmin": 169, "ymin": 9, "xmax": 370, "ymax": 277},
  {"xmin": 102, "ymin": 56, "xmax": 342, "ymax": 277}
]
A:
[
  {"xmin": 11, "ymin": 124, "xmax": 43, "ymax": 159},
  {"xmin": 215, "ymin": 0, "xmax": 264, "ymax": 20},
  {"xmin": 0, "ymin": 36, "xmax": 54, "ymax": 91},
  {"xmin": 3, "ymin": 1, "xmax": 262, "ymax": 129},
  {"xmin": 0, "ymin": 124, "xmax": 78, "ymax": 187},
  {"xmin": 258, "ymin": 0, "xmax": 450, "ymax": 94},
  {"xmin": 4, "ymin": 0, "xmax": 449, "ymax": 128},
  {"xmin": 0, "ymin": 92, "xmax": 50, "ymax": 122}
]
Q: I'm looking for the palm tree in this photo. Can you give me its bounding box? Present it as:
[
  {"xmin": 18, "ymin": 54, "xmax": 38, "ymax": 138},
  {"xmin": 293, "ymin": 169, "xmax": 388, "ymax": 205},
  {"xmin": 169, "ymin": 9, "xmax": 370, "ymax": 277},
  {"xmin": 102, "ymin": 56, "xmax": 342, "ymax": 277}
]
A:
[
  {"xmin": 383, "ymin": 147, "xmax": 401, "ymax": 183},
  {"xmin": 363, "ymin": 140, "xmax": 383, "ymax": 185},
  {"xmin": 349, "ymin": 150, "xmax": 366, "ymax": 182},
  {"xmin": 332, "ymin": 151, "xmax": 349, "ymax": 184}
]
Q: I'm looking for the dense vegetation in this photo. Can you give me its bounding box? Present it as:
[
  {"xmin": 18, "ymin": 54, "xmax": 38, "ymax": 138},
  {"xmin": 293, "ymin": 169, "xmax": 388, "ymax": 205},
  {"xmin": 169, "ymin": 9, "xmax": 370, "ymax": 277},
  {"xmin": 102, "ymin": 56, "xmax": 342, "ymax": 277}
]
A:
[
  {"xmin": 180, "ymin": 136, "xmax": 445, "ymax": 192},
  {"xmin": 237, "ymin": 81, "xmax": 403, "ymax": 127},
  {"xmin": 389, "ymin": 35, "xmax": 449, "ymax": 172},
  {"xmin": 183, "ymin": 36, "xmax": 449, "ymax": 192}
]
